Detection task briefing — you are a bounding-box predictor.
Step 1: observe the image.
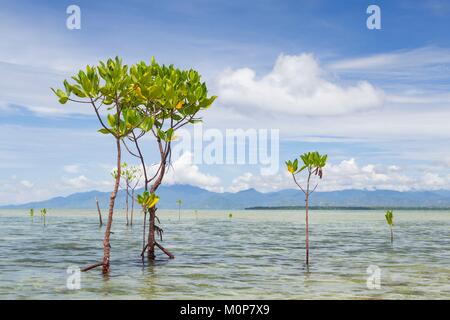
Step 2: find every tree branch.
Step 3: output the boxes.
[122,140,141,158]
[292,174,306,195]
[309,183,319,195]
[89,97,116,136]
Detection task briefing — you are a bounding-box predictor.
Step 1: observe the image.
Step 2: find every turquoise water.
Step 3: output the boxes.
[0,209,449,299]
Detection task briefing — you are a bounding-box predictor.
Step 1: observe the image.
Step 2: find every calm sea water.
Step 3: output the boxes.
[0,209,449,299]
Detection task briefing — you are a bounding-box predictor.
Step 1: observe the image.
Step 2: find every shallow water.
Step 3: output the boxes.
[0,209,449,299]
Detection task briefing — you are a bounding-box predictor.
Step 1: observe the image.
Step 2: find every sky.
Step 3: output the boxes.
[1,0,450,204]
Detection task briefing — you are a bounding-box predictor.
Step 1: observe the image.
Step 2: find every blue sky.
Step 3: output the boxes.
[1,0,450,204]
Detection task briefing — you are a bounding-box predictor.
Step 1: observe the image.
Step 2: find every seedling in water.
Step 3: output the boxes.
[112,163,142,226]
[40,208,47,226]
[286,151,327,267]
[176,199,183,221]
[385,210,394,243]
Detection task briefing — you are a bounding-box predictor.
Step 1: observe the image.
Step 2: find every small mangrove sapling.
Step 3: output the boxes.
[124,164,141,226]
[112,163,142,226]
[29,208,34,222]
[176,199,182,221]
[286,151,327,266]
[112,163,130,226]
[40,208,47,226]
[385,210,394,243]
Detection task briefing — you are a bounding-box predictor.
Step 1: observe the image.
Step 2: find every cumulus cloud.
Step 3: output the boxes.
[323,159,411,191]
[159,152,223,192]
[105,152,223,192]
[229,159,450,193]
[216,53,385,116]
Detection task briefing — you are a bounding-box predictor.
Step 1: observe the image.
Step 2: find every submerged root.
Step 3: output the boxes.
[81,262,104,272]
[155,241,174,259]
[140,242,174,259]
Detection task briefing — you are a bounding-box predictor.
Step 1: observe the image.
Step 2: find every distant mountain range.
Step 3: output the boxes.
[2,184,450,210]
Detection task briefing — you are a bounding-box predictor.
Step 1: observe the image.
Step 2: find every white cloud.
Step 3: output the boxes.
[63,164,80,174]
[200,48,450,149]
[216,53,385,116]
[63,175,112,190]
[443,158,450,168]
[323,159,410,191]
[0,174,114,205]
[20,180,34,188]
[106,152,223,192]
[229,171,292,193]
[0,151,223,205]
[161,152,223,192]
[386,92,450,105]
[65,175,89,189]
[328,46,450,86]
[0,177,53,205]
[329,47,450,72]
[229,159,450,193]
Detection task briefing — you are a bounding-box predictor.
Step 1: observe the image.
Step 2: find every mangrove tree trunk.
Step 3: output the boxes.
[102,137,121,274]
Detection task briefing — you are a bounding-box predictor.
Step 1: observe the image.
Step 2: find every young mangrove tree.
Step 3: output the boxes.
[121,58,217,260]
[53,57,143,274]
[286,151,327,266]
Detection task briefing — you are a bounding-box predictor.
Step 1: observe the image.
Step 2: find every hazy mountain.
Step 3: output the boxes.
[2,184,450,210]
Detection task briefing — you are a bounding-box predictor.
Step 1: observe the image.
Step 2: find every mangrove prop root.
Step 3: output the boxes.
[81,262,104,272]
[140,242,174,259]
[155,225,164,241]
[155,241,175,259]
[140,243,148,257]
